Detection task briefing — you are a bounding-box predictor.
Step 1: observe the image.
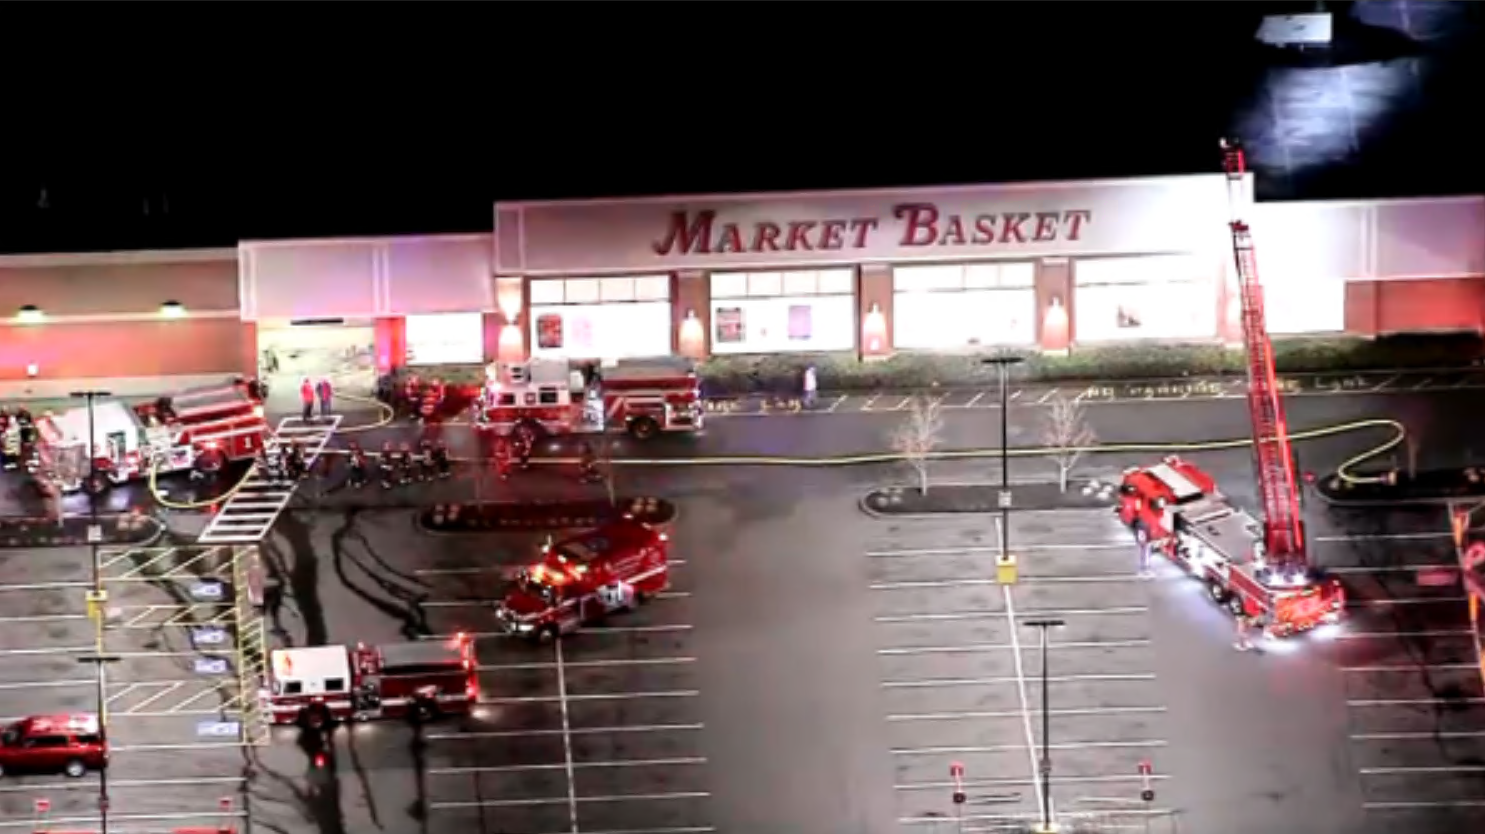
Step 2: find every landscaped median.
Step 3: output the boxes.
[418,497,677,534]
[1314,467,1485,508]
[861,480,1118,517]
[0,511,162,548]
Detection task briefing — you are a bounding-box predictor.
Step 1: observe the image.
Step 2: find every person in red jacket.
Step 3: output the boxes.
[315,377,334,418]
[299,378,315,422]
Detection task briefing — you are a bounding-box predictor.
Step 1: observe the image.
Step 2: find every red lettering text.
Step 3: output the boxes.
[1000,213,1030,243]
[753,222,782,252]
[819,220,847,250]
[895,203,940,246]
[785,221,817,251]
[652,210,715,256]
[848,217,878,248]
[1064,210,1091,240]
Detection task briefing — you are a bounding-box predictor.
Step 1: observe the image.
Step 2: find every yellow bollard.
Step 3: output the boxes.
[85,589,108,622]
[996,552,1018,585]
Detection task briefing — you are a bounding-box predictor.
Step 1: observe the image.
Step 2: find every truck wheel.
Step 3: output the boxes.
[534,624,560,644]
[63,758,87,778]
[628,416,660,441]
[1206,581,1230,605]
[1226,596,1247,618]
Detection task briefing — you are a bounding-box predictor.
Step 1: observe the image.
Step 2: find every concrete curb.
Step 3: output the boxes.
[414,499,679,536]
[0,513,165,550]
[1313,469,1485,508]
[857,484,1116,519]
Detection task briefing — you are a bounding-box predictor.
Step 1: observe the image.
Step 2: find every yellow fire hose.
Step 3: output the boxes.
[146,410,1403,514]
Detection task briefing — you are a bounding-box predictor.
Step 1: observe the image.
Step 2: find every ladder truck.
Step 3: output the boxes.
[1117,139,1344,637]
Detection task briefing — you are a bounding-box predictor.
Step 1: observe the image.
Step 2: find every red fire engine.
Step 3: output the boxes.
[1118,140,1344,637]
[474,357,703,441]
[264,634,477,727]
[495,518,671,641]
[34,380,268,494]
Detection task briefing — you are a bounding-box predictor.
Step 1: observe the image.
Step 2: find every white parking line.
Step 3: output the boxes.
[894,739,1166,756]
[889,706,1166,722]
[898,773,1169,791]
[429,756,707,776]
[965,393,984,408]
[479,657,696,673]
[579,828,715,834]
[1328,565,1457,575]
[996,518,1048,825]
[1351,731,1485,741]
[417,559,689,577]
[0,678,92,691]
[825,395,846,412]
[426,723,704,742]
[1036,389,1059,404]
[429,791,710,810]
[1336,629,1475,640]
[1360,765,1485,775]
[0,613,87,624]
[1365,800,1485,810]
[875,606,1146,623]
[429,623,693,641]
[870,575,1139,591]
[0,775,244,795]
[883,673,1156,689]
[1315,533,1450,543]
[1347,596,1468,607]
[423,591,691,608]
[0,581,91,592]
[479,690,699,706]
[891,397,913,411]
[878,639,1149,656]
[110,742,248,752]
[1348,697,1485,707]
[554,638,578,833]
[1341,663,1480,673]
[866,542,1125,558]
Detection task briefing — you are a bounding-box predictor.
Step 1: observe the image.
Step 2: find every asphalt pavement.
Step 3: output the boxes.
[0,383,1482,834]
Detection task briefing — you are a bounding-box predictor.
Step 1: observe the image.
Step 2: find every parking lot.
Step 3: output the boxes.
[0,543,255,832]
[1304,507,1485,832]
[296,512,715,834]
[862,508,1175,833]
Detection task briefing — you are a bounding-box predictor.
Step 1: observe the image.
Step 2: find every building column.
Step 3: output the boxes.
[1344,281,1379,336]
[374,316,407,373]
[1036,258,1072,352]
[238,321,260,380]
[858,264,893,359]
[492,277,529,362]
[673,271,710,359]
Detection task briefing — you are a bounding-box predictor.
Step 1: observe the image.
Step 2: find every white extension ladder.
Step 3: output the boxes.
[197,415,343,544]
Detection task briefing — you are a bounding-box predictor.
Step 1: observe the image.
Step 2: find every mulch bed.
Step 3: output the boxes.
[863,481,1118,516]
[1315,468,1485,506]
[0,512,162,548]
[419,497,677,533]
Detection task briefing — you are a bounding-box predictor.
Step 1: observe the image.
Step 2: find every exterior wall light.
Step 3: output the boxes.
[26,363,38,378]
[161,300,186,318]
[17,305,44,323]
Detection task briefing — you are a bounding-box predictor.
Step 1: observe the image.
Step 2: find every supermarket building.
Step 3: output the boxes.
[2,174,1482,398]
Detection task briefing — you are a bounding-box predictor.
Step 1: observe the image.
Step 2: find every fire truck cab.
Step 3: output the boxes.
[265,635,477,727]
[35,380,267,493]
[495,518,671,641]
[475,357,703,441]
[1119,456,1343,636]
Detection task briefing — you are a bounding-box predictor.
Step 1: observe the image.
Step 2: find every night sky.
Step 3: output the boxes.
[2,2,1479,255]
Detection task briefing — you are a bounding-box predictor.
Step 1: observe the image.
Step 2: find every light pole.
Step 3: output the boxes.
[980,356,1023,562]
[1024,617,1065,834]
[69,390,114,834]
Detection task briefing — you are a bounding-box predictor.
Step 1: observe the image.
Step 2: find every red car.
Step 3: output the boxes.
[0,714,108,778]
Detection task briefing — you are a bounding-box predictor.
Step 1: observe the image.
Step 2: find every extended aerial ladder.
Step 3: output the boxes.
[1220,139,1310,579]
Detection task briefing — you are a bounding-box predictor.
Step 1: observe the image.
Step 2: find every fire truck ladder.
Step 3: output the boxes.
[1222,140,1307,573]
[197,415,342,545]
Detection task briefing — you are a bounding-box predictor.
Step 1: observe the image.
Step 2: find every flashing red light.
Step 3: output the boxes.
[313,752,328,769]
[1138,759,1152,776]
[658,533,669,542]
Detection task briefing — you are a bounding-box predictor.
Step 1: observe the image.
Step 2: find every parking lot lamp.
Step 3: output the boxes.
[77,653,122,833]
[70,390,115,834]
[979,356,1023,560]
[1023,617,1066,833]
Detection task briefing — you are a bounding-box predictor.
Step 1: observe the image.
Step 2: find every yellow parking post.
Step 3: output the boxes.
[996,552,1019,585]
[85,589,108,623]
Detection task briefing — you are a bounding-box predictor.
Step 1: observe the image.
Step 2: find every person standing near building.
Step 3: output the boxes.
[299,378,315,422]
[802,363,818,409]
[1234,611,1254,652]
[316,377,334,418]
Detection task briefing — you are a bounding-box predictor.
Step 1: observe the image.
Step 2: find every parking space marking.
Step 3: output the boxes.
[878,639,1149,656]
[1000,564,1049,823]
[1328,564,1457,575]
[430,756,709,776]
[0,613,88,624]
[883,673,1156,689]
[430,792,711,811]
[0,775,245,795]
[875,606,1146,623]
[1348,596,1469,606]
[871,574,1139,591]
[1352,731,1485,741]
[424,590,690,608]
[416,559,689,578]
[427,723,704,742]
[965,393,984,408]
[0,678,92,691]
[0,581,91,592]
[1336,629,1474,640]
[1349,697,1485,707]
[480,690,700,705]
[1365,800,1485,810]
[555,639,579,833]
[895,739,1166,756]
[429,623,693,642]
[1342,663,1481,673]
[866,542,1126,558]
[1362,765,1485,775]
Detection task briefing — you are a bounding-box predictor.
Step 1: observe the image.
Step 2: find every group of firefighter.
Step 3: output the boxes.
[0,408,42,474]
[344,440,453,489]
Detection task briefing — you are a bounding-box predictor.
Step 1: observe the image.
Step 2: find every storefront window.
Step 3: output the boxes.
[405,312,485,365]
[709,269,856,354]
[1263,278,1344,334]
[1073,255,1216,343]
[892,262,1036,349]
[527,274,672,360]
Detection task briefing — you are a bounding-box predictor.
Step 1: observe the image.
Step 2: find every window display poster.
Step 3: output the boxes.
[404,312,485,365]
[892,289,1036,349]
[1074,282,1216,343]
[708,295,854,354]
[715,308,746,344]
[529,302,672,359]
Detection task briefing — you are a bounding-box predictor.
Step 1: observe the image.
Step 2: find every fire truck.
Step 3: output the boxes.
[34,380,268,494]
[1118,140,1344,638]
[495,518,671,641]
[474,357,703,441]
[264,634,478,727]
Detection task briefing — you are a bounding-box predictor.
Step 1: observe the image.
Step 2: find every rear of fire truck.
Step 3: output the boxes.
[357,634,478,721]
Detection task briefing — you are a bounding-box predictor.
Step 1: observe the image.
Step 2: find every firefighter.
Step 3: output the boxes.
[347,442,368,489]
[378,441,397,489]
[418,378,444,424]
[192,443,226,482]
[299,378,316,422]
[283,440,304,481]
[493,435,512,482]
[431,439,452,479]
[0,409,13,470]
[1235,610,1255,652]
[257,442,281,484]
[415,440,436,482]
[577,441,601,484]
[396,442,415,486]
[16,410,37,468]
[512,431,532,471]
[402,374,422,418]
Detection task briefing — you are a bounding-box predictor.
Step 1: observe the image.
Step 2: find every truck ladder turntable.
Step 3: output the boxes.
[198,415,342,545]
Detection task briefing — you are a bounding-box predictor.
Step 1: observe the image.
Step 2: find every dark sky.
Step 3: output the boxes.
[2,2,1478,254]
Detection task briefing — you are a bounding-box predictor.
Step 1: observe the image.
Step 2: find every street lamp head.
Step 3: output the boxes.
[69,390,114,399]
[1023,618,1067,628]
[980,354,1026,367]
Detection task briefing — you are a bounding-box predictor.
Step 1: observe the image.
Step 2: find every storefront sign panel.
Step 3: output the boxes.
[497,176,1228,275]
[385,235,494,315]
[709,295,856,355]
[241,241,379,321]
[406,312,486,365]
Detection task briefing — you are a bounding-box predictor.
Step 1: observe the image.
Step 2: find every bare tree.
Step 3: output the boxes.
[890,396,945,495]
[1041,394,1096,492]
